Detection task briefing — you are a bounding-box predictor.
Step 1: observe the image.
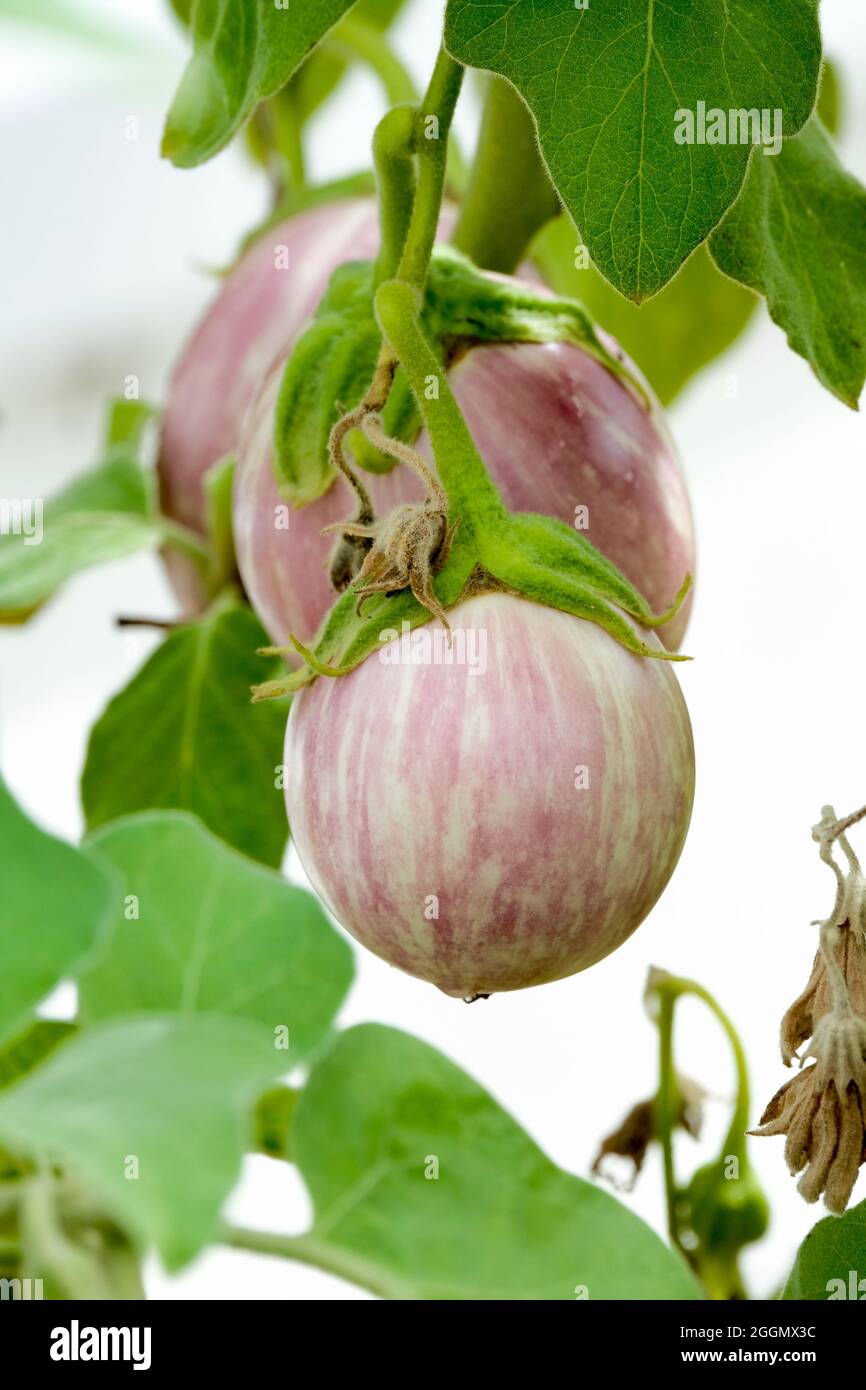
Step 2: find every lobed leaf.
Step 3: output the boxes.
[444,0,821,301]
[782,1199,866,1300]
[82,597,289,867]
[0,777,116,1044]
[293,1025,703,1299]
[79,811,353,1061]
[710,116,866,408]
[163,0,361,168]
[0,1015,282,1270]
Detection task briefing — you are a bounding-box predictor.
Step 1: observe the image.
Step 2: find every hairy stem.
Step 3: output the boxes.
[373,106,417,287]
[397,47,464,290]
[374,278,505,528]
[219,1223,415,1300]
[452,75,559,272]
[270,86,306,190]
[655,990,684,1255]
[652,974,751,1243]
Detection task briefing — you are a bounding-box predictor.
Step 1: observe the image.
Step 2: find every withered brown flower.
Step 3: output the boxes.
[781,927,866,1064]
[754,803,866,1213]
[592,1076,704,1190]
[753,1013,866,1213]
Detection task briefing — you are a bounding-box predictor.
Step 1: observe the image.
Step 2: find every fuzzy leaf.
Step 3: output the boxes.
[782,1200,866,1300]
[0,777,116,1044]
[0,1015,281,1270]
[533,217,756,406]
[294,1025,702,1299]
[710,117,866,408]
[444,0,821,301]
[0,400,159,623]
[82,598,288,868]
[163,0,360,168]
[80,812,353,1060]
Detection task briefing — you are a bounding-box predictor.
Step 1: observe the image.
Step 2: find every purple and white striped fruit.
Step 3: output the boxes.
[284,592,695,997]
[159,198,693,644]
[158,201,386,604]
[234,312,694,650]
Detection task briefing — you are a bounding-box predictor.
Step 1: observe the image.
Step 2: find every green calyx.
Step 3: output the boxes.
[253,279,688,702]
[272,245,649,509]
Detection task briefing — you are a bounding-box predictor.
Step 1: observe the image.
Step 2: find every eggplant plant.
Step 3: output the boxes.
[1,0,865,1306]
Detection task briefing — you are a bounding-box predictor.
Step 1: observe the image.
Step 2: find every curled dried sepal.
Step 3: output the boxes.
[322,414,460,634]
[782,926,866,1065]
[752,1063,866,1215]
[756,802,866,1212]
[591,1076,704,1191]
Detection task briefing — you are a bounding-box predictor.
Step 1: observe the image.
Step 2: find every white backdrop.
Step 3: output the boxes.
[1,0,865,1300]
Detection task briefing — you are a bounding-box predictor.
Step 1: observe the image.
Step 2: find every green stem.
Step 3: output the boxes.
[373,107,417,286]
[374,279,505,529]
[397,47,464,290]
[324,14,418,106]
[270,86,306,190]
[160,520,212,580]
[452,75,560,273]
[655,992,684,1254]
[680,980,750,1157]
[652,973,752,1249]
[220,1224,416,1301]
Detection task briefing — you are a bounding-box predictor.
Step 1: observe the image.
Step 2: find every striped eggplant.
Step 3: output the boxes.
[158,199,694,646]
[284,591,695,996]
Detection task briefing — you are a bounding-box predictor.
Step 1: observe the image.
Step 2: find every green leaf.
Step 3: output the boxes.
[82,597,289,867]
[444,0,821,301]
[532,215,756,405]
[782,1200,866,1300]
[710,116,866,408]
[0,1014,281,1270]
[0,777,116,1044]
[294,1025,702,1300]
[0,399,160,623]
[274,260,387,504]
[80,811,353,1060]
[163,0,361,168]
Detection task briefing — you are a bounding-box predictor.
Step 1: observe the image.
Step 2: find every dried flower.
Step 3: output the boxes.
[592,1075,704,1190]
[781,927,866,1065]
[753,803,866,1213]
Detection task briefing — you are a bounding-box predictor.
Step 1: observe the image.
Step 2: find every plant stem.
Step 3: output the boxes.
[270,86,306,190]
[374,279,505,528]
[373,106,417,286]
[220,1224,415,1300]
[160,520,211,574]
[655,991,684,1254]
[682,980,751,1159]
[324,14,417,106]
[652,972,752,1253]
[451,75,560,273]
[397,47,464,290]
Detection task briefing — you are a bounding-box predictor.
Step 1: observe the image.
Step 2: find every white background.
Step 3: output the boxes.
[1,0,865,1300]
